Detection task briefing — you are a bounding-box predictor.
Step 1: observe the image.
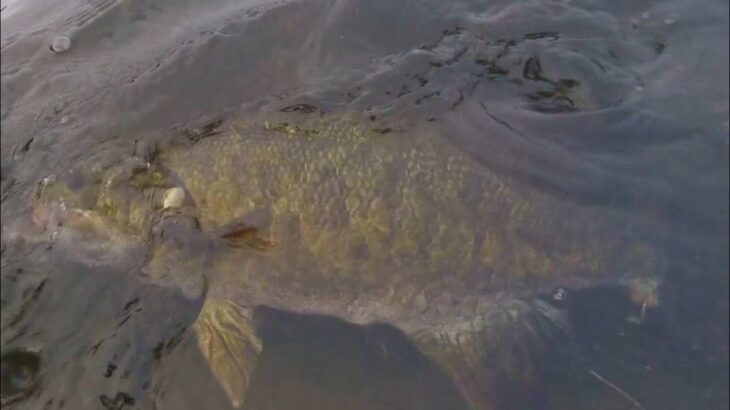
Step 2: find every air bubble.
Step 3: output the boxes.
[50,35,71,53]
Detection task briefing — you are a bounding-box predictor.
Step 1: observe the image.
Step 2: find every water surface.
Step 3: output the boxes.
[1,0,728,409]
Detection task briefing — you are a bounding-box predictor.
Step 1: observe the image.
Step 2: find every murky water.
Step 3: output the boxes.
[1,0,728,409]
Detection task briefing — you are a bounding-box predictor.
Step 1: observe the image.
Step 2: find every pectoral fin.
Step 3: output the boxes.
[220,226,277,250]
[193,299,262,408]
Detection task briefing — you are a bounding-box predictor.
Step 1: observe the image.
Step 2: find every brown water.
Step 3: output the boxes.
[1,0,728,409]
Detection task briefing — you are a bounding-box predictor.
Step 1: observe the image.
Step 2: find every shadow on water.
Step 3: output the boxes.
[245,307,469,410]
[152,284,729,410]
[149,308,468,410]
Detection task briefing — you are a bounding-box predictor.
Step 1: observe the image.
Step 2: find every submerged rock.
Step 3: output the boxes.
[0,349,41,404]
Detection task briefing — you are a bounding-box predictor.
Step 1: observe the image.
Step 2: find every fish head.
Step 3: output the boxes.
[30,156,204,288]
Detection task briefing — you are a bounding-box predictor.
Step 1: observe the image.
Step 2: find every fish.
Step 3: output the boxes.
[29,107,662,408]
